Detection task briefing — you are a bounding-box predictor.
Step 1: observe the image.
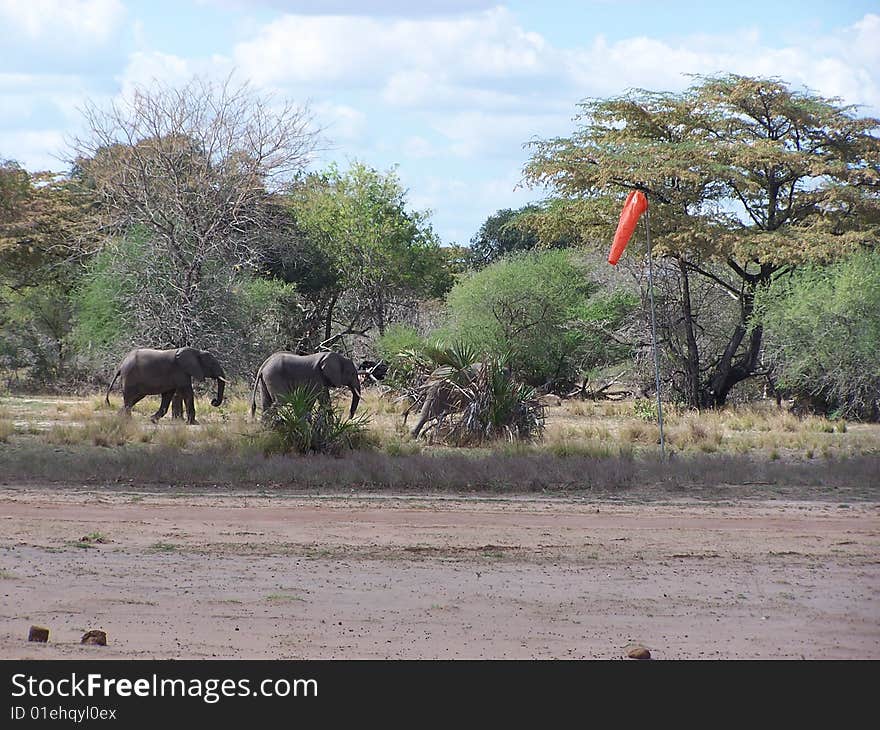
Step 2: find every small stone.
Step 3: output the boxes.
[28,625,49,642]
[626,645,651,660]
[81,630,107,646]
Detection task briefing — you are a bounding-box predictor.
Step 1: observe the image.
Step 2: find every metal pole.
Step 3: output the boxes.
[643,204,666,458]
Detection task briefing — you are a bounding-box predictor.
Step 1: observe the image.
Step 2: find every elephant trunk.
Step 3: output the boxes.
[211,375,226,408]
[348,381,361,419]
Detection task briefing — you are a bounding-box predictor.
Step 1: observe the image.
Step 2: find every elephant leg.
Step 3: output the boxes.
[258,380,273,422]
[411,383,441,438]
[122,389,147,418]
[151,391,174,423]
[318,386,331,409]
[410,406,431,437]
[181,386,198,425]
[170,392,184,420]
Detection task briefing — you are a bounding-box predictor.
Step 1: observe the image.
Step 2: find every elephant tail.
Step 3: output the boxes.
[105,369,121,406]
[250,369,263,420]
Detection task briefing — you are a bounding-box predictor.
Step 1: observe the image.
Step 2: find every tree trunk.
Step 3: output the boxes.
[677,257,704,409]
[324,293,338,342]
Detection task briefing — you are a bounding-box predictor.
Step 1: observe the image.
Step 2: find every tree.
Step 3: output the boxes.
[467,204,575,269]
[436,249,635,388]
[755,248,880,420]
[523,74,880,408]
[71,227,305,376]
[0,161,96,383]
[285,161,453,344]
[70,74,319,351]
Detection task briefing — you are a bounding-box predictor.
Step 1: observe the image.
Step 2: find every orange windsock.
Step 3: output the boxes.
[608,190,648,265]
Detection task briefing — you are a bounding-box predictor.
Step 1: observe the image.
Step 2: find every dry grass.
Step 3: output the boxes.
[0,417,14,443]
[543,397,877,459]
[3,390,877,460]
[1,390,878,495]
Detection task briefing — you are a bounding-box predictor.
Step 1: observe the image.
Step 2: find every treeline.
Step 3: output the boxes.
[1,74,879,419]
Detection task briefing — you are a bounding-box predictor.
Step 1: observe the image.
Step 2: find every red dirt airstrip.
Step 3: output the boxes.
[1,483,878,660]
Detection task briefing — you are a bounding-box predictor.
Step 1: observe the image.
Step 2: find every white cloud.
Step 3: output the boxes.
[313,102,366,143]
[401,135,435,159]
[563,18,880,114]
[0,0,124,44]
[411,170,535,244]
[232,9,880,146]
[197,0,495,15]
[233,7,553,90]
[119,51,201,95]
[0,129,67,171]
[429,110,569,161]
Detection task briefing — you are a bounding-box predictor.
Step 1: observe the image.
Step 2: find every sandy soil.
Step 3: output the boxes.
[1,484,878,660]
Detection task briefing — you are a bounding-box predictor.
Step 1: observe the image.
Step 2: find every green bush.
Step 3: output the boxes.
[261,386,372,455]
[400,346,544,446]
[374,323,428,386]
[436,250,634,388]
[71,229,306,377]
[755,249,880,420]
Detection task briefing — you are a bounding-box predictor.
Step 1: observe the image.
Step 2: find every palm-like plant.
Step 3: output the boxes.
[264,386,371,455]
[398,344,544,445]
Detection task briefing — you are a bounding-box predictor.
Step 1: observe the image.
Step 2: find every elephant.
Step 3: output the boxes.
[405,362,485,439]
[250,350,361,420]
[358,359,389,387]
[105,347,227,424]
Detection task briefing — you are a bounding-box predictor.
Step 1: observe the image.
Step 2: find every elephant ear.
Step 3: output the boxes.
[318,352,344,387]
[175,347,206,381]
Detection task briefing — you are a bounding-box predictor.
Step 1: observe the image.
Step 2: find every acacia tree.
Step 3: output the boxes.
[285,161,453,346]
[523,74,880,408]
[70,75,319,352]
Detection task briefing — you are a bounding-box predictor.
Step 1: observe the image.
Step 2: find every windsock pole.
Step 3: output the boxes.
[643,202,666,459]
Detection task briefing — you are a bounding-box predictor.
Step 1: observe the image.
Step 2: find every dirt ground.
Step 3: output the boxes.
[1,483,878,660]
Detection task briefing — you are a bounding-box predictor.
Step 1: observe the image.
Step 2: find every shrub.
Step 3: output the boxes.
[261,386,372,455]
[374,323,429,387]
[400,347,545,446]
[755,249,880,420]
[436,250,635,388]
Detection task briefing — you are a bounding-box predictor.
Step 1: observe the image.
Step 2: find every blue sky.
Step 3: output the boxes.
[2,0,878,246]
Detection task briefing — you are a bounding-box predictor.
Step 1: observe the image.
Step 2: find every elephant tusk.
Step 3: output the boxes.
[218,376,229,383]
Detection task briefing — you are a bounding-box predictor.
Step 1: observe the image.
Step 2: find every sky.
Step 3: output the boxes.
[1,0,879,246]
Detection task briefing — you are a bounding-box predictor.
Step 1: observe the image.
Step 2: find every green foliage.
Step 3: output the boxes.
[0,162,96,385]
[261,386,372,455]
[474,354,544,443]
[0,165,95,290]
[286,161,454,336]
[422,341,481,372]
[375,324,427,362]
[755,249,880,420]
[632,398,659,423]
[467,204,575,269]
[0,283,73,383]
[522,73,880,407]
[401,349,544,446]
[374,323,429,387]
[71,228,305,377]
[437,249,633,387]
[70,239,136,356]
[232,276,303,359]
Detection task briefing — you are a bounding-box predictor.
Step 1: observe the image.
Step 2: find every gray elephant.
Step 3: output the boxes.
[404,363,481,439]
[405,361,513,439]
[250,351,361,419]
[105,347,227,424]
